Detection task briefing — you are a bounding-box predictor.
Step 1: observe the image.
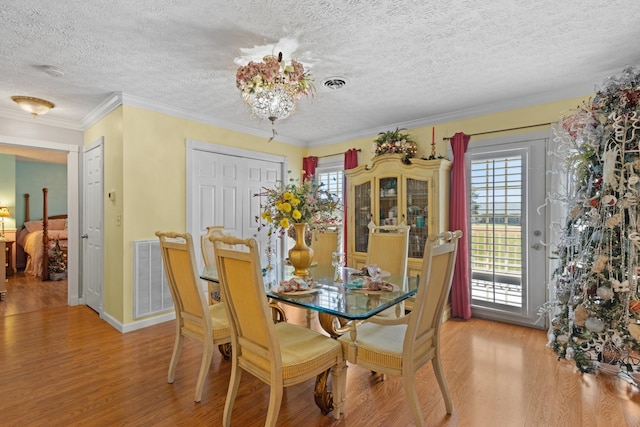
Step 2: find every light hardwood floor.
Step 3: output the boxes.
[1,279,639,426]
[0,271,67,317]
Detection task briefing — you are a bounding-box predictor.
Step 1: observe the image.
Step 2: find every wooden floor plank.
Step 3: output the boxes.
[1,275,639,426]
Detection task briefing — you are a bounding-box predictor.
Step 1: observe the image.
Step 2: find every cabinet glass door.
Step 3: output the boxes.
[406,177,429,258]
[353,181,371,252]
[378,177,399,227]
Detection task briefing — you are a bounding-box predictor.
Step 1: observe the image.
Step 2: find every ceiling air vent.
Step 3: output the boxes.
[322,77,348,90]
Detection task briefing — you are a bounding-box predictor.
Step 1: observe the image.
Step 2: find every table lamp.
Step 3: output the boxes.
[0,207,9,238]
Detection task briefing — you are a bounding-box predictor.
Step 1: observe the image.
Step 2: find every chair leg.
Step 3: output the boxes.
[432,352,454,414]
[194,340,214,403]
[403,371,426,427]
[223,362,242,427]
[265,382,284,427]
[167,332,184,384]
[331,360,347,419]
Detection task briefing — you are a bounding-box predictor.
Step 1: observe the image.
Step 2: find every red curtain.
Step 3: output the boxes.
[302,156,318,181]
[450,132,472,319]
[343,149,359,263]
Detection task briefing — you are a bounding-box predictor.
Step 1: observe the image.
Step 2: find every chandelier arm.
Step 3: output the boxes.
[268,121,278,143]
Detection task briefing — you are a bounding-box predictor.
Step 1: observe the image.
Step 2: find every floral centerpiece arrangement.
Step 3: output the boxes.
[255,175,339,236]
[373,127,417,164]
[255,175,340,276]
[235,52,314,99]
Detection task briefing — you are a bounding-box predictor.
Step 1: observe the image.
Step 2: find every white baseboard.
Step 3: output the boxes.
[101,310,175,333]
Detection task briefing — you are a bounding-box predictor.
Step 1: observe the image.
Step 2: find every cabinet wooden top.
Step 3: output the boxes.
[345,154,452,177]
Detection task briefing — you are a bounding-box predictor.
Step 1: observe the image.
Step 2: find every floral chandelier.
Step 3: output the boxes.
[235,52,314,141]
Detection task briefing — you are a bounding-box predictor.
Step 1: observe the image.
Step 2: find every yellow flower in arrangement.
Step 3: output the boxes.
[255,174,340,237]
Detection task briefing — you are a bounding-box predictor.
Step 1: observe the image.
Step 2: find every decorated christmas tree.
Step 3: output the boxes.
[548,66,640,373]
[48,239,67,280]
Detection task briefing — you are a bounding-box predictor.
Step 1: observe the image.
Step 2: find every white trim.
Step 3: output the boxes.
[122,94,304,146]
[186,139,287,165]
[0,108,83,131]
[102,310,175,333]
[80,94,122,130]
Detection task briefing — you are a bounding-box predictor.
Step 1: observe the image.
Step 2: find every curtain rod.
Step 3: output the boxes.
[442,122,552,140]
[315,148,361,159]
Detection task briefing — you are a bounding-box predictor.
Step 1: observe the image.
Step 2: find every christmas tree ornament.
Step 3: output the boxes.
[585,317,606,333]
[596,286,614,300]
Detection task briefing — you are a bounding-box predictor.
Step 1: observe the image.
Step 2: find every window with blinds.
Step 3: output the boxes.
[469,155,524,309]
[317,170,343,203]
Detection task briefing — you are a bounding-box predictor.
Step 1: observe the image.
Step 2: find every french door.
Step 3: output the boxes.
[466,133,548,328]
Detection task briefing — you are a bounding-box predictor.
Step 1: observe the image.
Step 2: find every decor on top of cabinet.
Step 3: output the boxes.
[372,127,417,164]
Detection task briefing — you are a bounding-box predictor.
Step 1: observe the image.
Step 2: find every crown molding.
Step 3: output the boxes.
[80,93,123,130]
[0,107,84,131]
[306,80,597,148]
[118,93,306,147]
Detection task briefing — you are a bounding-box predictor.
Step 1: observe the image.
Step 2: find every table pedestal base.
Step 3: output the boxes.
[314,369,333,415]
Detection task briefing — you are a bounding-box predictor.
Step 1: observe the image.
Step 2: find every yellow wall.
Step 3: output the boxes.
[83,95,590,327]
[87,104,305,325]
[306,96,590,159]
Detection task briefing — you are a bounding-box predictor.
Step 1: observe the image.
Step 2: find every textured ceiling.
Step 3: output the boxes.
[1,0,640,147]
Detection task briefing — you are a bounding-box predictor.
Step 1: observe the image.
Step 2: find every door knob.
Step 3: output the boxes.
[531,243,542,250]
[81,234,88,239]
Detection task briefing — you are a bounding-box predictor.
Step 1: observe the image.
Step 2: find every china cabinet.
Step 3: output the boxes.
[346,154,452,277]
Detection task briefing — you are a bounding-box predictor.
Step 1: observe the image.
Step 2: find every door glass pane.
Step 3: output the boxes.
[353,181,371,252]
[406,178,429,258]
[378,177,398,226]
[470,155,523,308]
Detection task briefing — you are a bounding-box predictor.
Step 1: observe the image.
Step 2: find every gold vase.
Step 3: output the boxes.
[288,222,314,277]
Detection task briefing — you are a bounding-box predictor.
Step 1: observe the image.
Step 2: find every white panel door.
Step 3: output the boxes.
[83,140,104,313]
[245,159,282,260]
[190,150,282,273]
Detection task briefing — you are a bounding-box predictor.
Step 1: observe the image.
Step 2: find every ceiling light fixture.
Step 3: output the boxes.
[235,52,314,142]
[11,96,55,117]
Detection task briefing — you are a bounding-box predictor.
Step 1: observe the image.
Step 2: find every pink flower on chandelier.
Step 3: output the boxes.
[235,53,314,98]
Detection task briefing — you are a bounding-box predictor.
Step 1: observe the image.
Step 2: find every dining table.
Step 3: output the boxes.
[200,260,419,415]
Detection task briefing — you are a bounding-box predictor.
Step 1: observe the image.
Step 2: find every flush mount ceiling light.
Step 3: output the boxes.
[235,52,314,142]
[11,96,55,117]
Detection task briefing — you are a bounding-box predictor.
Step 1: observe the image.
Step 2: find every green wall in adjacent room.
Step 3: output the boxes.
[15,161,67,226]
[0,154,16,231]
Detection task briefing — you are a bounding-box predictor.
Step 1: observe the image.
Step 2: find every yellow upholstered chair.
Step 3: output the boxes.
[156,231,231,403]
[366,221,410,318]
[310,227,340,266]
[201,225,225,304]
[211,234,347,427]
[338,230,462,426]
[365,220,410,276]
[201,225,225,269]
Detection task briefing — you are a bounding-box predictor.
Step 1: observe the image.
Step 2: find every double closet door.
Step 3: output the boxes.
[187,141,286,274]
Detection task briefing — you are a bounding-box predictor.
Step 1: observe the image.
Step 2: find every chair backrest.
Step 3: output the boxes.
[365,221,410,276]
[201,225,225,269]
[404,231,461,358]
[310,227,339,266]
[212,234,281,373]
[157,231,212,336]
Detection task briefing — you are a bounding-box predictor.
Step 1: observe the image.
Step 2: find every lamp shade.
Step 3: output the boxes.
[11,96,55,117]
[0,207,9,218]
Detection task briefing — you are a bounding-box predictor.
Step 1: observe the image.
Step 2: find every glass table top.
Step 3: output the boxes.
[201,261,418,321]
